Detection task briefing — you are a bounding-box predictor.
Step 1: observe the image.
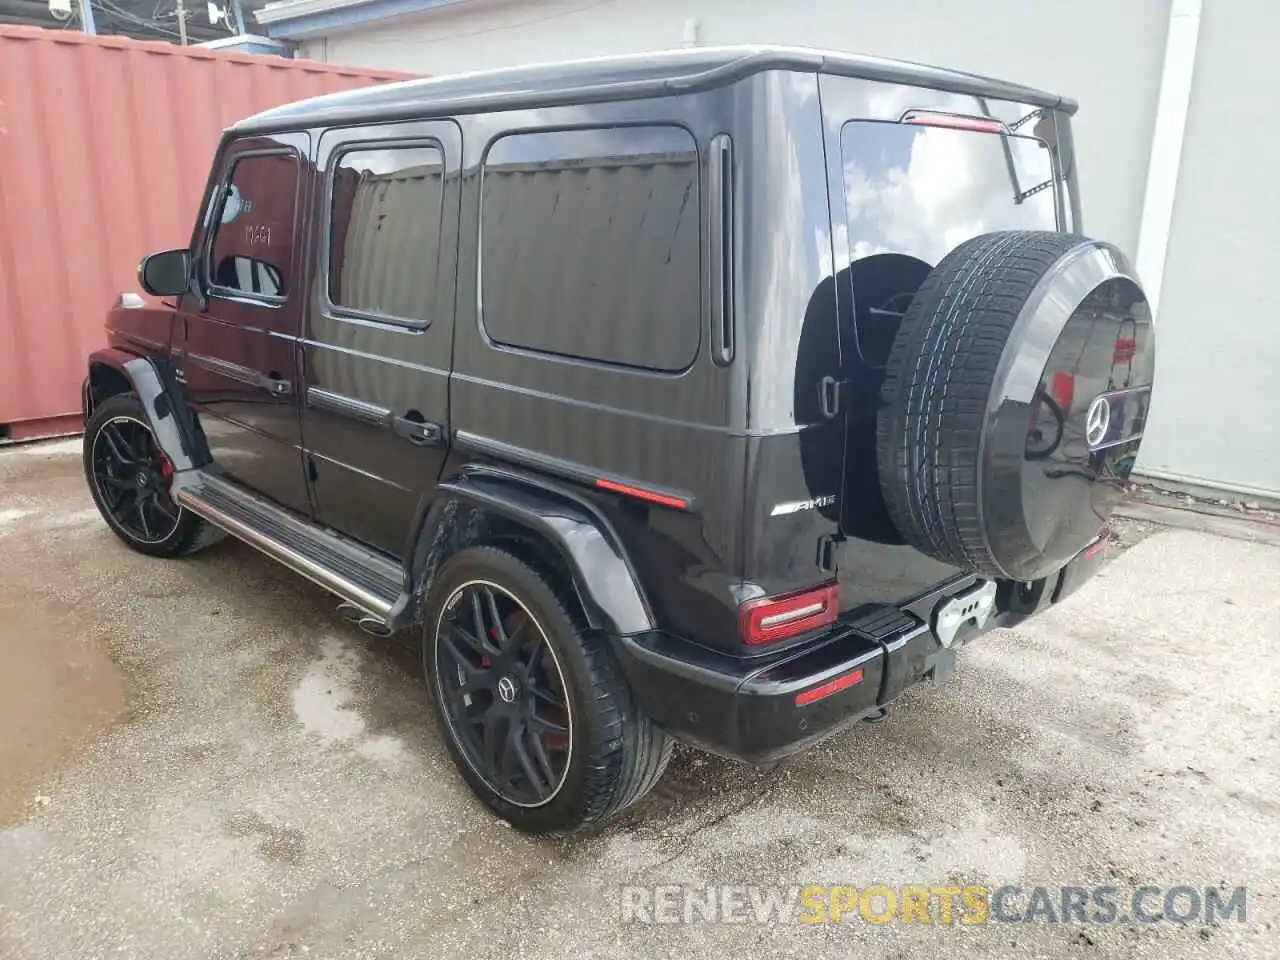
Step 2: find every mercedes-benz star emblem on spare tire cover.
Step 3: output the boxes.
[1085,395,1112,448]
[875,231,1155,583]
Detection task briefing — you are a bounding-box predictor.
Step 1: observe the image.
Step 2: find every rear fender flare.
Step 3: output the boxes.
[404,466,655,637]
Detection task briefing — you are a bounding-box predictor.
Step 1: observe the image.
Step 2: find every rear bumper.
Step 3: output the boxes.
[614,534,1108,763]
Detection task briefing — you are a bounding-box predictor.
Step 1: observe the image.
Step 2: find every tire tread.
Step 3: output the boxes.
[877,230,1083,577]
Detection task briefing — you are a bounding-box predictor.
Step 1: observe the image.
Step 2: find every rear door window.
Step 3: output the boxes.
[479,125,701,372]
[328,142,446,325]
[838,120,1057,365]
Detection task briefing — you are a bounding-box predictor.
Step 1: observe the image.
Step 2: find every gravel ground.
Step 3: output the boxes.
[0,440,1276,960]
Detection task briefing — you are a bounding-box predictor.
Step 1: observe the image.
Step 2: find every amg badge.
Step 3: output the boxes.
[770,494,837,517]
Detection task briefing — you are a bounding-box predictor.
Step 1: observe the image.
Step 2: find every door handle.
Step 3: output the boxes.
[261,373,293,397]
[819,376,843,419]
[392,415,443,447]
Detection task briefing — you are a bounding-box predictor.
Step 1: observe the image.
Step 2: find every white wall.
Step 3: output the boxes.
[1135,0,1280,498]
[303,0,1169,257]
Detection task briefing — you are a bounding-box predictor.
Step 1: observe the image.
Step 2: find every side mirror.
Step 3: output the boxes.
[138,248,191,297]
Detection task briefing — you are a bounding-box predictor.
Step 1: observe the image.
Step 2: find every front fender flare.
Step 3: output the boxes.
[87,348,201,472]
[404,466,654,637]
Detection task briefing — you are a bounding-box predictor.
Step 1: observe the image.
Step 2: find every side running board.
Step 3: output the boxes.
[173,470,408,627]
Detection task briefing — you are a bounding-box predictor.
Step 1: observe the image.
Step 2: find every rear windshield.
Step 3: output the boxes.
[838,120,1058,365]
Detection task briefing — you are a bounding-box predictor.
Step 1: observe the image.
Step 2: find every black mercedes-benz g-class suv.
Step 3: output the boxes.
[82,46,1154,834]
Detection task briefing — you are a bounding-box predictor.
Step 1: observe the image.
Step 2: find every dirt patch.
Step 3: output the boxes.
[0,594,127,824]
[1106,514,1160,552]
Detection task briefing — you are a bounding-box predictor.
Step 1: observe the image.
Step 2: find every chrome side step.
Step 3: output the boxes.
[173,470,406,624]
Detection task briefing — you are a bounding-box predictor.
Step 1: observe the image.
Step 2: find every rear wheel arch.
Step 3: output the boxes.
[407,473,654,637]
[482,518,593,618]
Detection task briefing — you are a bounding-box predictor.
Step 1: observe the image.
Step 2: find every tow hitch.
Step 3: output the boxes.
[934,580,998,648]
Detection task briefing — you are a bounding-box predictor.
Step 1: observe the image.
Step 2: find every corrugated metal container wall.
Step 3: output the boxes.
[0,26,410,441]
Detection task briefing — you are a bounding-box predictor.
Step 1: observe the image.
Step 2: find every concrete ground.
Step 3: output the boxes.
[0,440,1276,960]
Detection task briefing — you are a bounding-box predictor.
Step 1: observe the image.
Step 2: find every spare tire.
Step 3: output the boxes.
[877,230,1154,582]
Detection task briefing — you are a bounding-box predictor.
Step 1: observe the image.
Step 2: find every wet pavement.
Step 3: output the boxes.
[0,439,1276,959]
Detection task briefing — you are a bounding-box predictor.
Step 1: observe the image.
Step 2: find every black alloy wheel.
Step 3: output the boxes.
[433,579,572,807]
[423,547,673,834]
[83,394,219,557]
[90,414,182,544]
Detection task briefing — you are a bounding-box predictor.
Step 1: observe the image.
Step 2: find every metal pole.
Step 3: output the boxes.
[230,0,247,34]
[79,0,97,33]
[175,0,188,44]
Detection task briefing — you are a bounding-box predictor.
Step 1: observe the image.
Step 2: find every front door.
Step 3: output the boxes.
[173,133,311,516]
[299,121,461,559]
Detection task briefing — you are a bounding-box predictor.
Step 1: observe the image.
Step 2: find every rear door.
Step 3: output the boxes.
[818,75,1068,603]
[298,122,461,559]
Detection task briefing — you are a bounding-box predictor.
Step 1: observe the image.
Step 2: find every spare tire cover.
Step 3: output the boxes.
[876,231,1154,582]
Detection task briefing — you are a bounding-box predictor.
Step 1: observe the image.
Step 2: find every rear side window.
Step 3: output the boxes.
[479,126,701,371]
[839,120,1057,365]
[208,152,298,300]
[328,143,445,325]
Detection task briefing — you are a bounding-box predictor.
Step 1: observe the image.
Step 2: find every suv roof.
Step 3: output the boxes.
[234,44,1076,134]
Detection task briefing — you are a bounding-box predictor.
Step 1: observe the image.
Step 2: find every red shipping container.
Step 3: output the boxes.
[0,26,412,442]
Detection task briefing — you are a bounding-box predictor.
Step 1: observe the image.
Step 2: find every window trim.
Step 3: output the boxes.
[707,133,735,367]
[203,147,302,307]
[476,122,704,375]
[321,136,448,331]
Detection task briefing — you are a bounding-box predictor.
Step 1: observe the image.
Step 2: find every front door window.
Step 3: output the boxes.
[207,152,299,303]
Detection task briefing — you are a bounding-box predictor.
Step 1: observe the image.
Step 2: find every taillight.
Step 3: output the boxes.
[901,109,1009,135]
[739,583,839,646]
